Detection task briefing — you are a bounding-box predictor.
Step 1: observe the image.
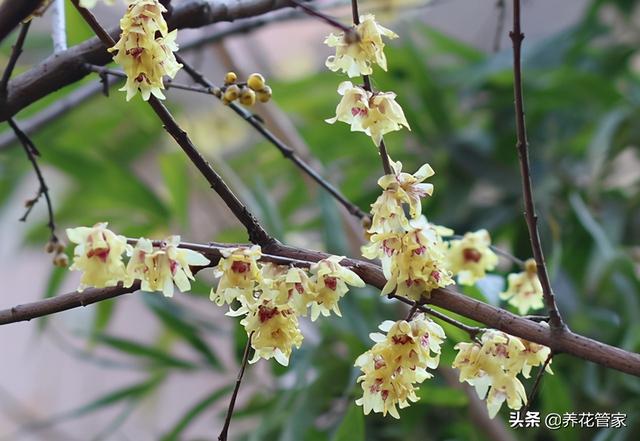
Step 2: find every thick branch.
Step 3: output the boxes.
[3,242,638,377]
[0,0,42,44]
[509,0,564,330]
[0,0,293,121]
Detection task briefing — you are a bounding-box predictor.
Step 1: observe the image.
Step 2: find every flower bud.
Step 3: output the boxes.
[224,84,240,102]
[239,87,256,106]
[224,71,238,85]
[256,86,272,103]
[45,240,57,254]
[247,73,266,91]
[53,253,69,268]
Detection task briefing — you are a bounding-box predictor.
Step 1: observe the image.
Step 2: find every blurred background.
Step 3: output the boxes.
[1,0,639,440]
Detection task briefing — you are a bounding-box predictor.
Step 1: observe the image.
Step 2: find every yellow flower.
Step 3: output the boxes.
[233,289,303,366]
[110,0,182,101]
[447,229,499,285]
[381,217,454,300]
[355,314,445,418]
[126,236,209,297]
[326,82,409,145]
[67,223,130,290]
[485,372,527,418]
[325,14,398,77]
[367,190,408,236]
[499,258,544,315]
[377,160,435,219]
[261,264,314,316]
[308,256,365,320]
[210,245,262,307]
[514,338,553,379]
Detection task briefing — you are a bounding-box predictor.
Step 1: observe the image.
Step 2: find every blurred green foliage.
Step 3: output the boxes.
[1,0,639,440]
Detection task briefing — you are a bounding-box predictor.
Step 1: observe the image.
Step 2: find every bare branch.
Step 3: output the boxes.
[288,0,354,35]
[0,0,42,44]
[218,334,253,441]
[1,240,639,377]
[1,21,31,97]
[522,351,553,415]
[509,0,564,330]
[8,118,57,242]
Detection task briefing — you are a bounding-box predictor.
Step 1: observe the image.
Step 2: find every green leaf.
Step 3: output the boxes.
[93,334,199,370]
[332,403,364,441]
[161,385,233,441]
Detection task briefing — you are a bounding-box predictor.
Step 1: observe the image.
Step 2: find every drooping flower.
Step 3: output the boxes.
[447,229,499,285]
[67,223,130,290]
[308,255,365,320]
[381,217,454,300]
[261,265,314,317]
[452,330,552,418]
[378,160,435,219]
[355,314,445,418]
[210,245,262,307]
[232,288,303,366]
[325,14,398,77]
[326,82,409,145]
[110,0,182,101]
[126,236,209,297]
[499,258,544,315]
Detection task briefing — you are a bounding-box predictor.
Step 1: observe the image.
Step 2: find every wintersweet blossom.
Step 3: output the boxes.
[126,236,209,297]
[308,256,365,321]
[325,14,398,77]
[453,330,552,418]
[231,289,303,366]
[499,258,544,315]
[355,314,445,418]
[326,82,409,145]
[110,0,182,101]
[67,223,130,290]
[261,265,314,317]
[447,229,499,285]
[210,245,262,307]
[378,160,435,219]
[381,217,454,300]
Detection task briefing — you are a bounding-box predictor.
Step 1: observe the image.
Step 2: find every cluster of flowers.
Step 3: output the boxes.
[210,247,364,365]
[109,0,182,101]
[355,314,446,418]
[67,223,208,295]
[453,330,552,418]
[66,223,365,367]
[324,15,409,146]
[213,72,273,106]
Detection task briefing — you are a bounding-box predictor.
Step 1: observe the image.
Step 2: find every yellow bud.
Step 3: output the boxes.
[247,73,266,91]
[224,71,238,85]
[256,86,272,103]
[53,253,69,268]
[239,87,256,106]
[524,258,537,274]
[222,98,231,106]
[224,84,240,101]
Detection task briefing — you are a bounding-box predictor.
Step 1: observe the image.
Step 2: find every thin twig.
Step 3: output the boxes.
[218,334,253,441]
[350,0,392,175]
[521,351,553,415]
[0,21,31,97]
[173,54,368,220]
[8,118,57,242]
[390,294,483,338]
[509,0,564,330]
[51,0,67,52]
[287,0,355,35]
[71,0,275,246]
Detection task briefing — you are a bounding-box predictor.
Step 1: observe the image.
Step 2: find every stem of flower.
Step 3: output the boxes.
[218,334,253,441]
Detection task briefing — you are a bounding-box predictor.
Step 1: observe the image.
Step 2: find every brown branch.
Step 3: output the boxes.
[509,0,564,330]
[0,0,294,121]
[521,351,553,415]
[218,334,253,441]
[1,21,31,97]
[3,240,639,377]
[70,0,274,247]
[8,118,57,242]
[287,0,354,35]
[173,54,368,220]
[0,0,42,44]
